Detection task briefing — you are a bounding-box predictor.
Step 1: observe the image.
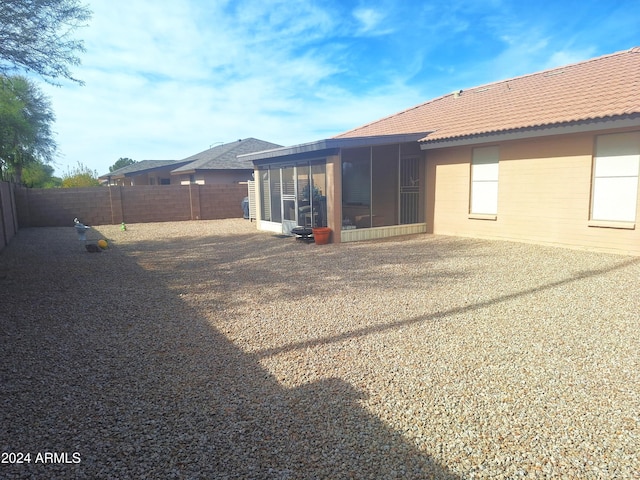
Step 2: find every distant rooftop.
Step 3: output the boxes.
[171,138,283,173]
[100,138,283,179]
[102,160,185,179]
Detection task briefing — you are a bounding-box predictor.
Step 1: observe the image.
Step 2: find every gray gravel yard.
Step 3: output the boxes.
[1,219,639,479]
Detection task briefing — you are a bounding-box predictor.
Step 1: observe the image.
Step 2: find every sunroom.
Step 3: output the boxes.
[240,134,429,243]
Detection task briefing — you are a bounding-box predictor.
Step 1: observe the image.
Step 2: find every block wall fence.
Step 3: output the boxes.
[14,183,248,228]
[0,181,19,251]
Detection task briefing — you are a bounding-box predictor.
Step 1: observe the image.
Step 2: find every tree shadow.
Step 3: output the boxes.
[92,225,640,361]
[113,229,482,307]
[0,227,459,479]
[252,253,640,360]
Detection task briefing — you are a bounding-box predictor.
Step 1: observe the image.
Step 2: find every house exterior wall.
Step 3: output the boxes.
[129,171,175,185]
[107,178,134,186]
[177,170,253,185]
[426,128,640,255]
[106,172,175,186]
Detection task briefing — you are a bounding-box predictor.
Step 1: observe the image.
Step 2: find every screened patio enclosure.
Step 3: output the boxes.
[341,143,424,229]
[242,134,429,242]
[258,160,327,235]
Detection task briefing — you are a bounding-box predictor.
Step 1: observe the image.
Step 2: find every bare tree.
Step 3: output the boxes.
[0,0,92,85]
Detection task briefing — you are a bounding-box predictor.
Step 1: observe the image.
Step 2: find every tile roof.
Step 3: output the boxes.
[335,47,640,143]
[171,138,283,172]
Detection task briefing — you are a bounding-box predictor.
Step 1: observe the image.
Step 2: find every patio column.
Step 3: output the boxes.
[326,154,341,244]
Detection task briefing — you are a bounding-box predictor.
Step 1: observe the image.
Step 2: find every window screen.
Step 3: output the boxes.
[592,132,640,222]
[471,146,499,215]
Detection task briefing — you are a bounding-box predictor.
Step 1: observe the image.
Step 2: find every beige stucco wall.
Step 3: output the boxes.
[426,129,640,255]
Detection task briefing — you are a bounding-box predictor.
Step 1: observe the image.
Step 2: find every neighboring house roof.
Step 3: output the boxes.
[101,160,187,179]
[171,138,283,174]
[335,47,640,145]
[100,138,283,180]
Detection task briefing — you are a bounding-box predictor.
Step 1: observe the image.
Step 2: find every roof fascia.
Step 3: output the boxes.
[251,148,340,167]
[241,133,430,164]
[420,117,640,150]
[170,166,254,176]
[171,169,196,176]
[121,160,190,177]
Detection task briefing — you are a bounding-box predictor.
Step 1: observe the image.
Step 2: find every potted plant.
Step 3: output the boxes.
[312,226,331,245]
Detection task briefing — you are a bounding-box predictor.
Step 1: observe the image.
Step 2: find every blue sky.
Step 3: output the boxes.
[42,0,640,177]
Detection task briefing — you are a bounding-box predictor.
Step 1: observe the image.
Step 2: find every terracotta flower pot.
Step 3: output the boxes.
[312,227,331,245]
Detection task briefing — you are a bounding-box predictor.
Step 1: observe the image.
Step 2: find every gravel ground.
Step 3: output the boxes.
[1,218,639,479]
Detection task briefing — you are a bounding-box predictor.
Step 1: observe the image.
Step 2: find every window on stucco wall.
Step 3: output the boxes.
[470,146,500,216]
[591,131,640,223]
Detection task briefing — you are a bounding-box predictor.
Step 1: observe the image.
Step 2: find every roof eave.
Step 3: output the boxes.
[420,116,640,150]
[170,166,254,175]
[171,169,196,176]
[240,133,431,164]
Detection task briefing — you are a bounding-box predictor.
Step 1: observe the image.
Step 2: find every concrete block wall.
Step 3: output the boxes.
[15,187,113,227]
[14,183,249,227]
[120,186,192,223]
[0,182,18,250]
[199,184,247,220]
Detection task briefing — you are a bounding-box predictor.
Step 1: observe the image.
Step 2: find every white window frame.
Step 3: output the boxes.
[591,132,640,224]
[470,146,499,217]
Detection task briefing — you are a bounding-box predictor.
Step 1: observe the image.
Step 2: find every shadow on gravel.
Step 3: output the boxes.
[0,227,460,479]
[253,254,640,360]
[116,230,481,304]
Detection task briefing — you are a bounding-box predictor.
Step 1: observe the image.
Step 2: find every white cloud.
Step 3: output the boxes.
[42,0,347,174]
[544,47,599,70]
[39,0,636,177]
[352,8,387,34]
